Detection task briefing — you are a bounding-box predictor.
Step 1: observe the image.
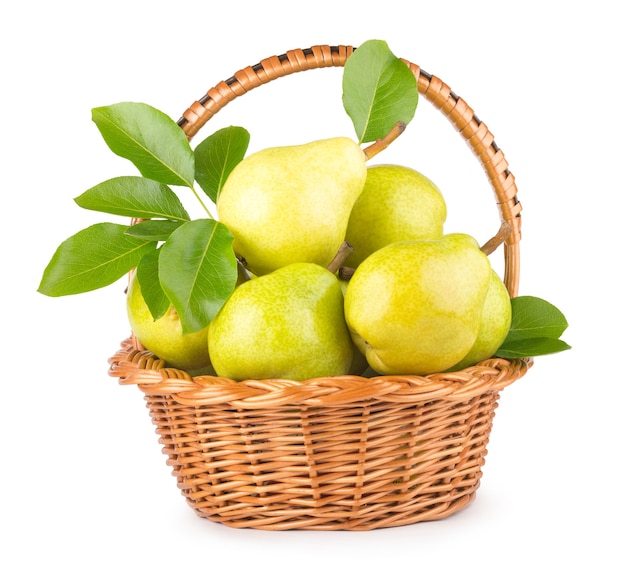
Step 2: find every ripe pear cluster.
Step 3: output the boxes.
[127,136,512,381]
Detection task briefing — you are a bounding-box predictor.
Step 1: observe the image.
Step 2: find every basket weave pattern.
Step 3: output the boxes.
[109,45,530,531]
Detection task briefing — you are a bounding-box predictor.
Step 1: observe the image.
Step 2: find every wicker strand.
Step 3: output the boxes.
[109,339,530,407]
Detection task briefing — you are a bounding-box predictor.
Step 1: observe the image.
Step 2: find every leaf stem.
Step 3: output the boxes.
[189,184,214,219]
[362,121,407,161]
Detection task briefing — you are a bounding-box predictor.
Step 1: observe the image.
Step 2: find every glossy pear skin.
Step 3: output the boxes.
[126,274,213,371]
[345,165,446,267]
[217,137,367,275]
[448,269,512,370]
[344,234,492,375]
[208,263,353,381]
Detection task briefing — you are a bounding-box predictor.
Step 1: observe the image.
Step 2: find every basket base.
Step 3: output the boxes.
[145,390,497,531]
[187,487,478,531]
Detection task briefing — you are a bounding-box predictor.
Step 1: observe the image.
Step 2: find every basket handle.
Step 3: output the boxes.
[176,44,522,297]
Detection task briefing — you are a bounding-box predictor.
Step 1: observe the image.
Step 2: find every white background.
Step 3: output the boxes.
[2,1,624,569]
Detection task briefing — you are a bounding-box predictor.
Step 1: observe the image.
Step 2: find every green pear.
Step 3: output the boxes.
[217,137,367,276]
[344,234,492,375]
[208,262,353,381]
[447,270,512,370]
[126,273,213,371]
[344,165,447,268]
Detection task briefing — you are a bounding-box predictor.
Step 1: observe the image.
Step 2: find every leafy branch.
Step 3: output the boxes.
[38,39,418,336]
[38,103,248,334]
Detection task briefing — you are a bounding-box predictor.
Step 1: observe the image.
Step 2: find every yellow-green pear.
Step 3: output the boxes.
[126,273,213,371]
[217,137,367,275]
[344,234,492,375]
[345,165,447,267]
[208,262,353,381]
[447,270,512,370]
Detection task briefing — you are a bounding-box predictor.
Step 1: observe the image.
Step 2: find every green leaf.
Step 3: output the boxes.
[495,338,572,359]
[38,223,155,296]
[125,219,185,241]
[505,296,569,343]
[342,39,418,143]
[494,295,571,358]
[91,102,194,187]
[195,126,250,202]
[135,248,170,320]
[158,219,237,334]
[74,176,190,221]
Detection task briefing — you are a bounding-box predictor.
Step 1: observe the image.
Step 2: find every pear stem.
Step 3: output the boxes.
[362,121,407,161]
[480,220,512,255]
[326,241,354,274]
[338,266,356,281]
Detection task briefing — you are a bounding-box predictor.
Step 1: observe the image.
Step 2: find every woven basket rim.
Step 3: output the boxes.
[109,338,532,407]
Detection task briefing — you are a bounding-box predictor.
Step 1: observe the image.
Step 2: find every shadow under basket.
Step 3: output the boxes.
[108,44,532,531]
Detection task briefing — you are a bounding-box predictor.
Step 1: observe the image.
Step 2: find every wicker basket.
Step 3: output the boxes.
[108,44,531,531]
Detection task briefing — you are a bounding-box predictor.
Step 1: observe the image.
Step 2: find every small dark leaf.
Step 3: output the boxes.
[92,102,194,187]
[38,223,155,296]
[158,219,238,334]
[342,39,418,143]
[195,126,250,202]
[135,248,169,320]
[75,176,190,221]
[125,220,185,241]
[495,337,572,359]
